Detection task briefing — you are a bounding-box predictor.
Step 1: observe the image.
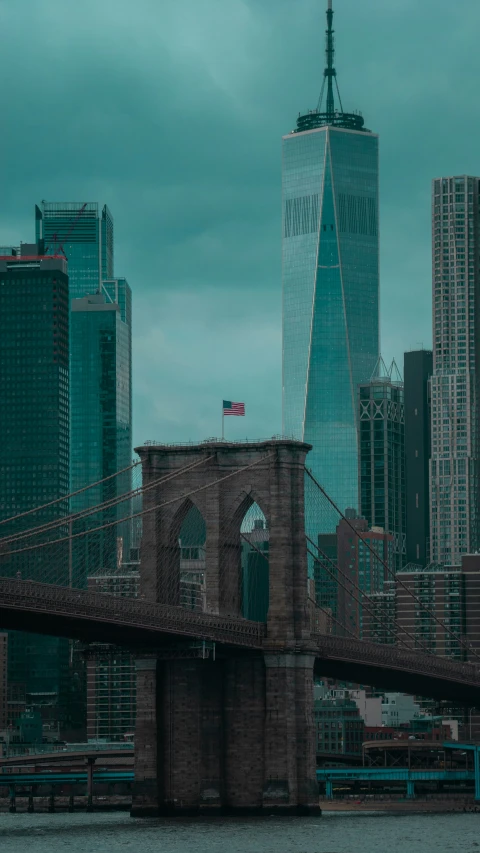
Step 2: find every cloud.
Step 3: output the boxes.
[1,0,480,444]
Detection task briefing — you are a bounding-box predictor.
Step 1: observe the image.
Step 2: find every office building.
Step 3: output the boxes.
[396,555,480,659]
[314,695,364,757]
[358,357,405,571]
[241,519,269,622]
[430,176,480,564]
[315,513,394,637]
[282,1,379,528]
[35,202,113,301]
[404,350,433,566]
[70,290,132,580]
[87,563,139,741]
[381,693,420,727]
[0,248,70,732]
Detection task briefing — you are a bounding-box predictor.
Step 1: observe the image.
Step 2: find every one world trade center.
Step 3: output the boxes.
[282,0,379,526]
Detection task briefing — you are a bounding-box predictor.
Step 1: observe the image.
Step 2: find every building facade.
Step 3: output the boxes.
[314,695,364,758]
[359,358,405,571]
[35,202,113,301]
[0,633,7,731]
[0,249,71,732]
[430,176,480,565]
[86,564,139,741]
[396,555,480,659]
[282,2,379,528]
[70,291,132,580]
[315,513,394,637]
[404,350,433,566]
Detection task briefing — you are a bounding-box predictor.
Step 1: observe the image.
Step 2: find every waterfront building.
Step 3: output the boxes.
[0,247,70,732]
[314,695,364,757]
[430,176,480,565]
[282,0,379,528]
[404,350,433,566]
[381,693,420,727]
[358,357,405,571]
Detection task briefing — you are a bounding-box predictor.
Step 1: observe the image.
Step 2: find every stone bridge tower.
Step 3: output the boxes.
[132,439,320,816]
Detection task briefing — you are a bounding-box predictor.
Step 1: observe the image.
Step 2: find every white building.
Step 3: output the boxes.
[381,693,420,727]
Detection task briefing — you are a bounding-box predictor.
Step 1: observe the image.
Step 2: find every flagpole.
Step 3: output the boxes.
[222,402,224,441]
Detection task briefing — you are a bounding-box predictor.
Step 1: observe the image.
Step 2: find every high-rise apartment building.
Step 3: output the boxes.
[404,350,433,566]
[358,358,405,571]
[282,1,379,527]
[35,202,113,300]
[430,176,480,565]
[0,248,70,731]
[70,291,132,580]
[396,555,480,660]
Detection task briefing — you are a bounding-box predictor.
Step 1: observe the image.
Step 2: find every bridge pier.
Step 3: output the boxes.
[132,651,320,816]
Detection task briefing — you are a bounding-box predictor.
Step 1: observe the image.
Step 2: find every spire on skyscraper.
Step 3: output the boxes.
[294,0,369,134]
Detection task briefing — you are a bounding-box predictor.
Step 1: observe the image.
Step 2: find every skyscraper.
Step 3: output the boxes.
[430,176,480,565]
[70,288,132,579]
[404,350,433,566]
[34,203,133,577]
[0,248,70,730]
[35,202,113,301]
[282,1,379,525]
[358,357,405,571]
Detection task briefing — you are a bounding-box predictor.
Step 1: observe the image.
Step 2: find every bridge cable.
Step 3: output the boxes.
[305,467,480,661]
[0,455,216,547]
[1,454,276,558]
[0,460,141,528]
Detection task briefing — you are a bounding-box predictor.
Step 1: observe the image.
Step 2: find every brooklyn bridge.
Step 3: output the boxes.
[1,439,479,815]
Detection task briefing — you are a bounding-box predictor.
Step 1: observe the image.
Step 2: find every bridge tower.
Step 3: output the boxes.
[131,439,320,816]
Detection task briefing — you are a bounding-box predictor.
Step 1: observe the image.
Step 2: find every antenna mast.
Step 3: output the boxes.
[325,0,335,118]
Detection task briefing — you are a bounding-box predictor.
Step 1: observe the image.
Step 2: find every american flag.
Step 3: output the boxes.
[223,400,245,416]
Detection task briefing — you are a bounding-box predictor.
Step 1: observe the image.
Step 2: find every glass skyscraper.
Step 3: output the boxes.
[430,176,480,565]
[35,202,113,301]
[70,287,132,580]
[0,249,71,731]
[34,203,133,579]
[282,1,379,526]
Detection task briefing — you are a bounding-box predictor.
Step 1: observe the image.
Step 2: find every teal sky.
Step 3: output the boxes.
[1,0,479,448]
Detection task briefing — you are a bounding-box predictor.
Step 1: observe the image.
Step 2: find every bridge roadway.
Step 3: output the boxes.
[1,579,480,703]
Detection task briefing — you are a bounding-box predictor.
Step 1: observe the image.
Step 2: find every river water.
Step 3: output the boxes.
[1,811,479,852]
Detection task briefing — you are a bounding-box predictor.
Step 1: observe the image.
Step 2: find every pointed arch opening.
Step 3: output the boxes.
[178,502,206,612]
[240,501,269,623]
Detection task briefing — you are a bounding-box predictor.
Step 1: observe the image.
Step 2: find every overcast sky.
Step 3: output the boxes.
[1,0,479,448]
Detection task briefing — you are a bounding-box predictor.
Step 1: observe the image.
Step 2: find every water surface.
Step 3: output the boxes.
[1,810,479,852]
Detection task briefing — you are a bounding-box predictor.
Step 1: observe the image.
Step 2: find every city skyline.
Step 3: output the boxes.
[2,0,480,448]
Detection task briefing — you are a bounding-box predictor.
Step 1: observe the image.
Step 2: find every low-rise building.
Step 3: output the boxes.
[314,696,365,758]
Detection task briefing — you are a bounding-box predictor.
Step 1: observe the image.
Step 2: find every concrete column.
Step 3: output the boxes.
[86,758,95,812]
[325,780,334,800]
[475,747,480,802]
[406,779,416,799]
[131,657,159,817]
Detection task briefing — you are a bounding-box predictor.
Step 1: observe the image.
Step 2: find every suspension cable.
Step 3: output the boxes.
[1,455,215,546]
[2,454,275,558]
[0,460,141,528]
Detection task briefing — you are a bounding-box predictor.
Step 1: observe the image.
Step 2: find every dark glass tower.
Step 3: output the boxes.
[358,358,405,572]
[35,202,113,301]
[404,350,433,567]
[70,288,132,581]
[282,0,379,528]
[0,250,70,730]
